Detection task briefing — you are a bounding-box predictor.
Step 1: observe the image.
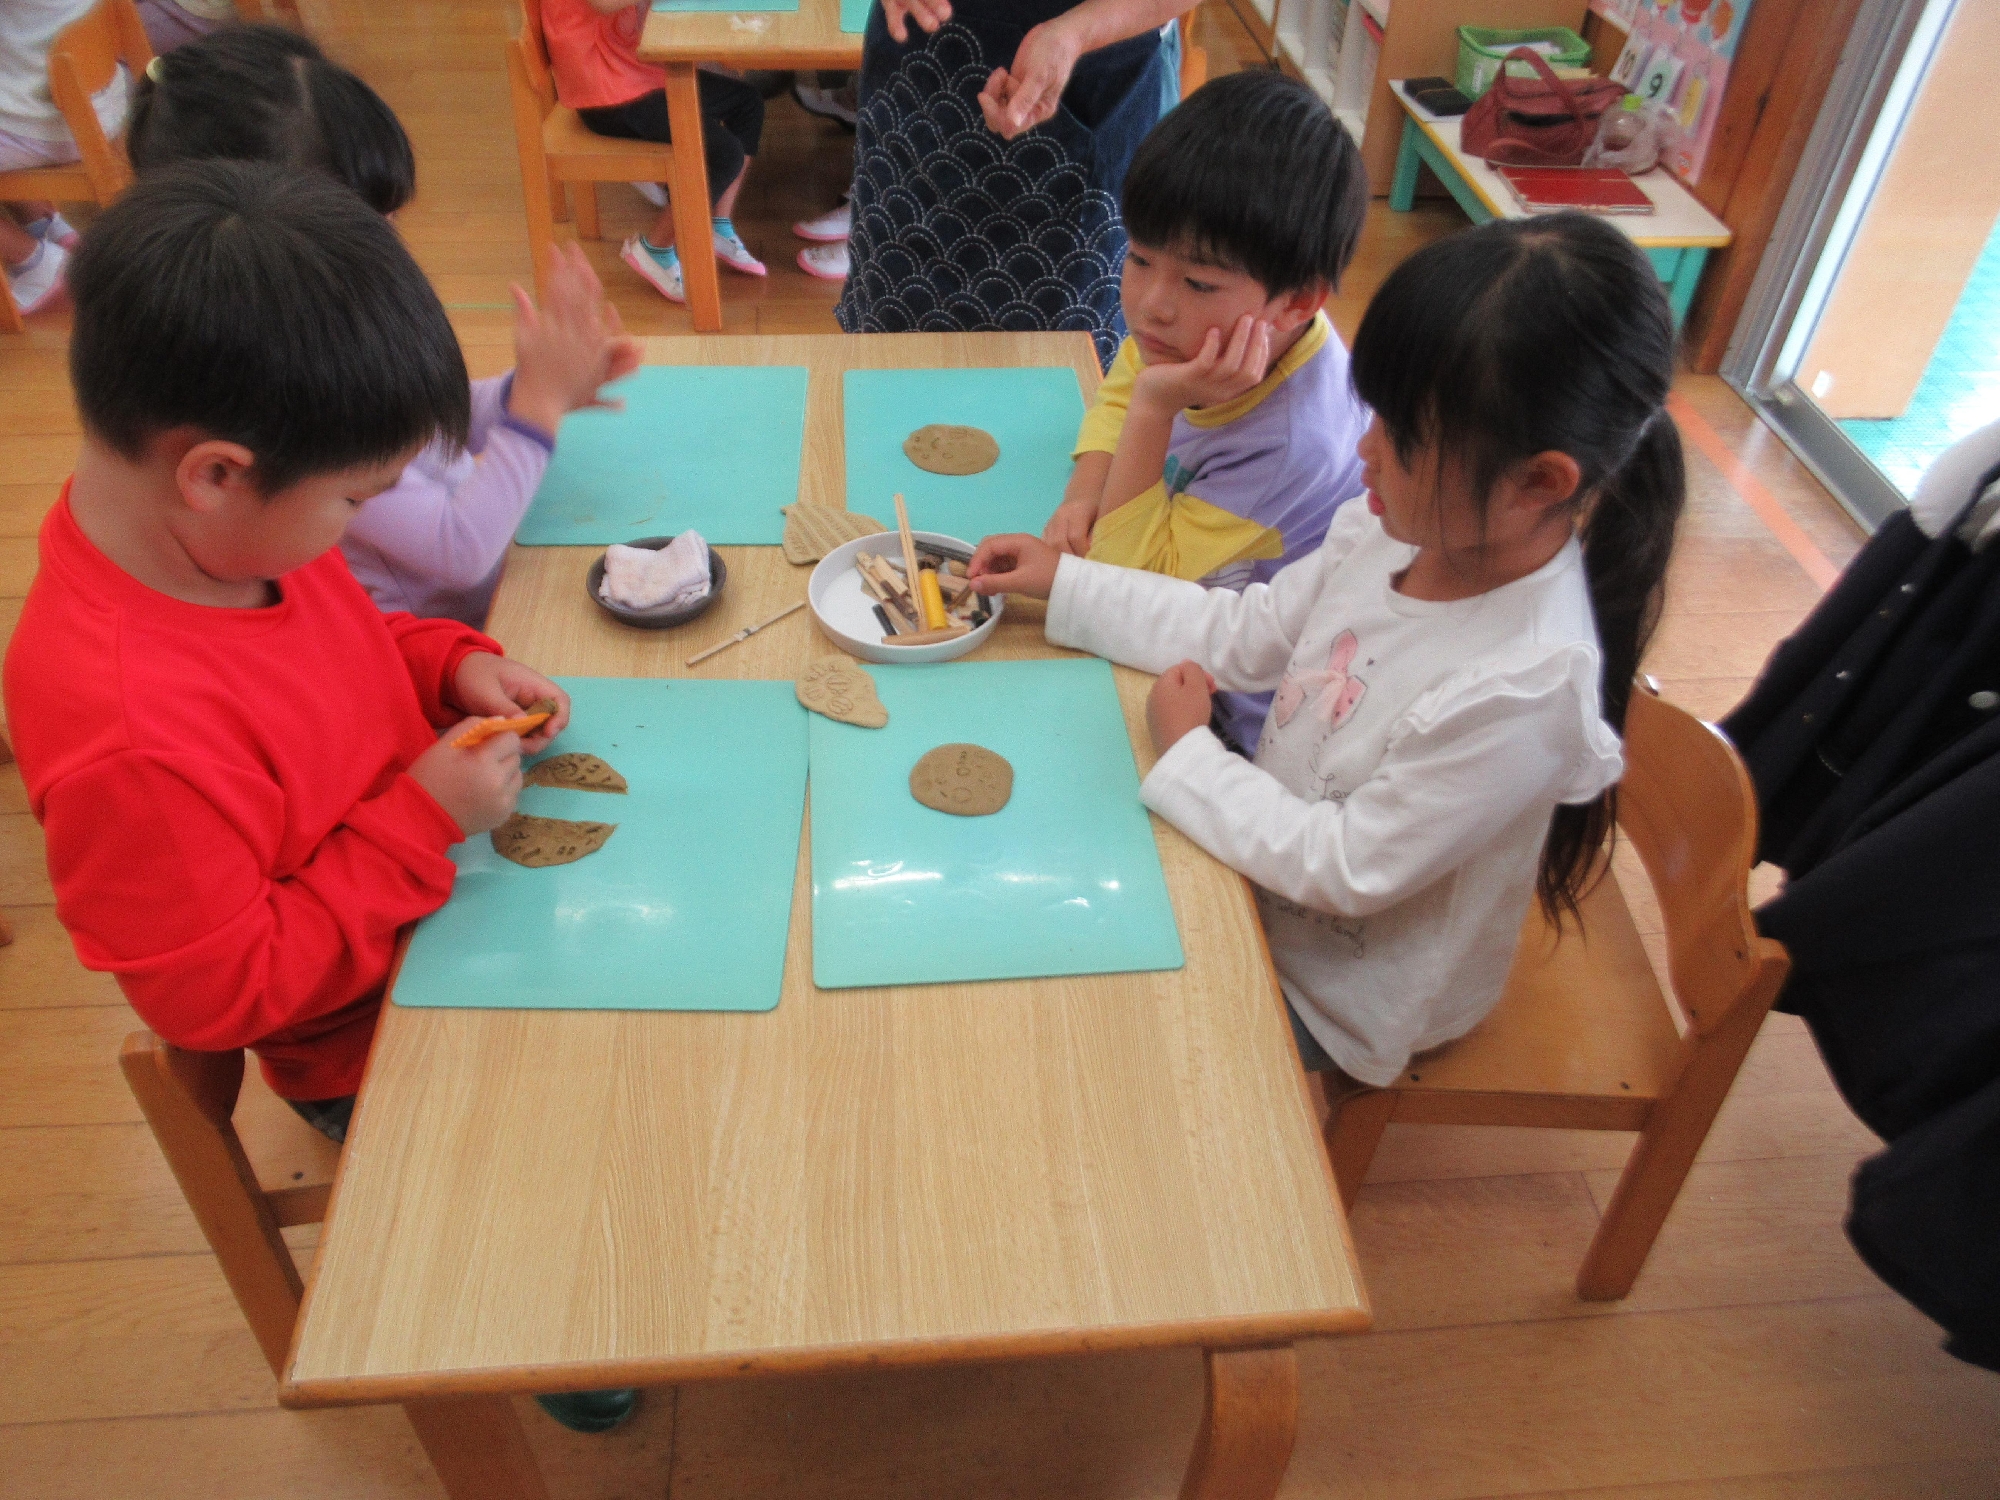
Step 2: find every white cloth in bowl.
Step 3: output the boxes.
[601,532,710,611]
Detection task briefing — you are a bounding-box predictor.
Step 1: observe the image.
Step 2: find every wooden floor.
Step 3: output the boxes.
[3,3,1998,1496]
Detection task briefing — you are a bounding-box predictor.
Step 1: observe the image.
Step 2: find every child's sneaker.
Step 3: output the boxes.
[793,199,851,242]
[792,79,858,127]
[535,1388,640,1434]
[620,235,685,304]
[711,219,766,277]
[5,239,69,316]
[24,211,80,249]
[797,241,849,282]
[630,181,667,208]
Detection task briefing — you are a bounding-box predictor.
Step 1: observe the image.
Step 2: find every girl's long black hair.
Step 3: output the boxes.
[127,23,416,215]
[1349,213,1685,921]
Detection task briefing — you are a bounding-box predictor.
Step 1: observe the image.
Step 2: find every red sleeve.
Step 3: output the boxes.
[41,750,462,1055]
[384,612,502,726]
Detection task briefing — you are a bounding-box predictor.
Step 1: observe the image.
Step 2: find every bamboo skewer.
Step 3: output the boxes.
[685,600,806,667]
[892,492,925,608]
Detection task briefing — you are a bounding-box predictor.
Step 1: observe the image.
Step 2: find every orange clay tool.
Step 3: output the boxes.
[450,698,558,749]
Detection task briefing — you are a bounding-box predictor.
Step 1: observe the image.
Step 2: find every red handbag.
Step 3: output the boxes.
[1460,47,1628,168]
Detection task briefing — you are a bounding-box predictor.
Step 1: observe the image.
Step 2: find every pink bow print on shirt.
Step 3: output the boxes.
[1273,631,1368,730]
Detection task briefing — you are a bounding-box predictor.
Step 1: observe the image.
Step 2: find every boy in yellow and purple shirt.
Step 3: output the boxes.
[1044,72,1371,755]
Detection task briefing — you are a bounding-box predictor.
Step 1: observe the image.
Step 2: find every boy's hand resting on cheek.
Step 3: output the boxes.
[1133,313,1275,415]
[452,652,571,754]
[411,725,524,837]
[506,242,643,440]
[1042,497,1098,557]
[967,533,1060,598]
[1147,661,1217,755]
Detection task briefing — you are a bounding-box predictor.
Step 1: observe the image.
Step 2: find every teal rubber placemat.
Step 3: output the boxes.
[516,366,807,546]
[653,0,798,11]
[396,677,806,1012]
[809,659,1184,989]
[841,0,871,31]
[843,367,1087,542]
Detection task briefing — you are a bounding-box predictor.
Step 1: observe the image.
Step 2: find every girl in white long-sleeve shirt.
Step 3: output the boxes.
[969,214,1686,1087]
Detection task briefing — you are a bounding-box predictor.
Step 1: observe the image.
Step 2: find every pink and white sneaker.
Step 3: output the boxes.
[792,199,851,243]
[797,242,849,281]
[620,235,686,305]
[711,219,766,277]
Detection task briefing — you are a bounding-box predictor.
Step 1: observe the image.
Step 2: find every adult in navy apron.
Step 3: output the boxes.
[836,0,1176,368]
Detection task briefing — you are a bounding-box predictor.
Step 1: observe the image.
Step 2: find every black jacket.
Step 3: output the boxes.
[1721,465,2000,1372]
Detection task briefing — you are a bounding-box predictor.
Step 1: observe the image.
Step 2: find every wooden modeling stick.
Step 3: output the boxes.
[881,625,972,647]
[685,600,807,667]
[892,493,924,607]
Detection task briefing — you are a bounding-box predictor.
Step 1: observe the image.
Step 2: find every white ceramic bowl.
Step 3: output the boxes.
[807,531,1003,665]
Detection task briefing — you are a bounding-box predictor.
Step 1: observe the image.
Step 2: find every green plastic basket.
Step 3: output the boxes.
[1455,26,1592,99]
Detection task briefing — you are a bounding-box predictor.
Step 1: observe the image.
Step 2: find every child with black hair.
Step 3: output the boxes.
[127,23,641,626]
[972,213,1684,1091]
[1045,69,1371,754]
[3,160,568,1137]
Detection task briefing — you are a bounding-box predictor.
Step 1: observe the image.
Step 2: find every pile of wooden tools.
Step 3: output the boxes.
[858,494,993,647]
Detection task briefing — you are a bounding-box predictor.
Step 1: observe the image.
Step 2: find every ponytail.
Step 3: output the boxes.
[1539,413,1685,922]
[1349,211,1684,926]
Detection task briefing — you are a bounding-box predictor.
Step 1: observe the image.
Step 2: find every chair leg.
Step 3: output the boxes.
[0,910,14,947]
[0,252,27,335]
[572,182,600,241]
[664,62,723,332]
[548,169,570,225]
[119,1037,305,1375]
[507,44,560,298]
[1323,1087,1395,1211]
[1576,970,1779,1300]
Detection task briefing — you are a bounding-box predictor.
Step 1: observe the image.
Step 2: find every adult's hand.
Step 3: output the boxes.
[978,17,1085,139]
[881,0,952,44]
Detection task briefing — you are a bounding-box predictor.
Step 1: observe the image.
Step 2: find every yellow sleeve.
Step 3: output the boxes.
[1085,485,1286,581]
[1073,339,1142,458]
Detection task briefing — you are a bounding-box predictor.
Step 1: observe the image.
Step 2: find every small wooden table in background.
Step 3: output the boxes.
[279,331,1368,1500]
[637,0,865,332]
[1386,80,1732,326]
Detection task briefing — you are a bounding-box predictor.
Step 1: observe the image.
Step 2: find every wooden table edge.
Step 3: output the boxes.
[278,1308,1373,1409]
[1388,83,1733,250]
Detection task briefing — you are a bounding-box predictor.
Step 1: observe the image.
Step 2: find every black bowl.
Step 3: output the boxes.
[586,537,727,629]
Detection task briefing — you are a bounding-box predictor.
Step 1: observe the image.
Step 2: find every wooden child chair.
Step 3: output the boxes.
[506,0,722,329]
[119,1033,341,1375]
[233,0,305,23]
[0,0,152,332]
[1321,685,1791,1300]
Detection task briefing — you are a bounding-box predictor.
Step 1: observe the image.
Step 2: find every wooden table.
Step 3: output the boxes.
[1386,81,1732,326]
[637,0,866,332]
[279,332,1369,1500]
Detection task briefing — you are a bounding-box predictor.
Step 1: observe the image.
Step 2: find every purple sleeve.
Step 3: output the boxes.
[339,384,555,614]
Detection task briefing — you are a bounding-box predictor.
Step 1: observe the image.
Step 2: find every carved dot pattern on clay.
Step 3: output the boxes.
[796,657,888,728]
[909,743,1013,817]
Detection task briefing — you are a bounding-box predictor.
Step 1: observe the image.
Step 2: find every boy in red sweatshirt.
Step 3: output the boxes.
[3,161,567,1146]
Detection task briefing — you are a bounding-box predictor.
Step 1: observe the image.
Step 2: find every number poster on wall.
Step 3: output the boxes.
[1588,0,1757,184]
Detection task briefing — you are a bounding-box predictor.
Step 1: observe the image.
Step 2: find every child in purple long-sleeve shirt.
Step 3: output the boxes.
[127,23,640,625]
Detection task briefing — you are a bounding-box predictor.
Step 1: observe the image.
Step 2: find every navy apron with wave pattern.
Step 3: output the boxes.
[835,9,1162,369]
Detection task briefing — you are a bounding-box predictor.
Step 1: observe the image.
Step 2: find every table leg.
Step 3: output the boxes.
[404,1395,551,1500]
[664,61,724,334]
[1666,247,1708,329]
[1177,1345,1299,1500]
[1390,120,1422,211]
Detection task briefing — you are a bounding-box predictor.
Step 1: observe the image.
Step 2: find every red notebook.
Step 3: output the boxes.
[1495,166,1656,216]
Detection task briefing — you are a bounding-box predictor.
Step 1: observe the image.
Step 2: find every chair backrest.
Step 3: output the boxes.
[48,0,152,198]
[515,0,557,112]
[119,1032,331,1376]
[1177,8,1206,98]
[1613,686,1779,1036]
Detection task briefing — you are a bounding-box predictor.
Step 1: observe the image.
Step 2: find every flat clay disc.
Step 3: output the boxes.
[491,814,617,867]
[910,743,1013,817]
[796,656,888,728]
[781,503,886,565]
[903,424,1000,476]
[523,752,628,794]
